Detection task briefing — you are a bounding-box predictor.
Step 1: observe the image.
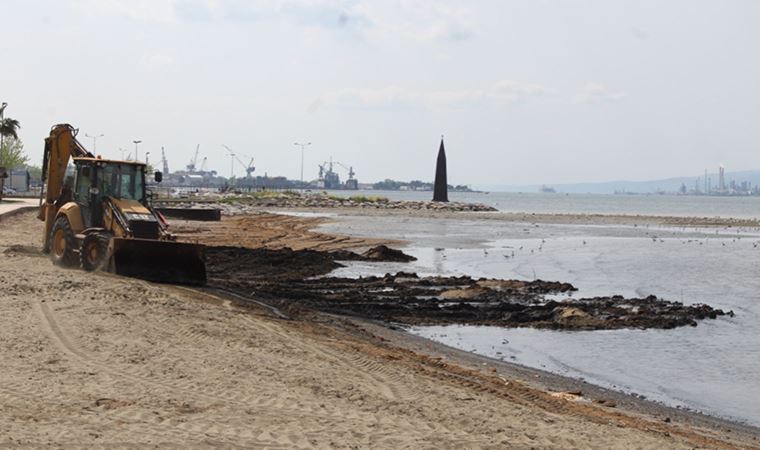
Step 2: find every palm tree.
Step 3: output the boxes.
[0,117,20,140]
[0,116,21,153]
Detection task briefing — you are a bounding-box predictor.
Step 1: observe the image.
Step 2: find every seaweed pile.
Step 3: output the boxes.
[206,246,732,330]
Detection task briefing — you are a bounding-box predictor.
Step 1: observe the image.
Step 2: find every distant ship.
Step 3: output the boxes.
[539,185,556,193]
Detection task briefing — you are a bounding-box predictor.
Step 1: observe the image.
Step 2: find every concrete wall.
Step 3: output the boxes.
[7,169,29,192]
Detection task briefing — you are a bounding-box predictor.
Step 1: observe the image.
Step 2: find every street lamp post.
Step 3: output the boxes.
[0,102,8,152]
[85,133,104,152]
[133,140,142,162]
[293,142,311,191]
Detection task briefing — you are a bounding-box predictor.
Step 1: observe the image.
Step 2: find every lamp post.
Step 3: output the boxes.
[85,133,104,152]
[293,142,311,191]
[145,151,150,165]
[119,148,127,160]
[0,102,7,152]
[133,140,142,162]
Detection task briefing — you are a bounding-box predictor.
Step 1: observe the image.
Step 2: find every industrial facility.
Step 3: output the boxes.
[316,158,358,190]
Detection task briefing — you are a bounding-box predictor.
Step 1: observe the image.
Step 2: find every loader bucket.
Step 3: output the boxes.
[111,238,206,285]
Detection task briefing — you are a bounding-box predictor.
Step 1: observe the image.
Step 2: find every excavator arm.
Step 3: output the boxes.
[38,124,93,251]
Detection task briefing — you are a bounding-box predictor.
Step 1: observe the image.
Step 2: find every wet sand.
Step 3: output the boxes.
[1,211,758,448]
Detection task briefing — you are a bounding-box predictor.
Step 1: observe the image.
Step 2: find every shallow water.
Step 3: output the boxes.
[327,189,760,219]
[323,215,760,426]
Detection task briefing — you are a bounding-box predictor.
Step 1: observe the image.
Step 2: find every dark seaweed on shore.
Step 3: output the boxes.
[205,246,732,330]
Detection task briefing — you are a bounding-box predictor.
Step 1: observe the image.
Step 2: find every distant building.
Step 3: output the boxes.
[8,169,30,192]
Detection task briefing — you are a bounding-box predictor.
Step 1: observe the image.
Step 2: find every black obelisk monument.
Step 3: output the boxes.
[433,137,449,202]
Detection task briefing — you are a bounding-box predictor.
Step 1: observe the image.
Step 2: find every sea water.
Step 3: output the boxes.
[327,189,760,219]
[321,210,760,426]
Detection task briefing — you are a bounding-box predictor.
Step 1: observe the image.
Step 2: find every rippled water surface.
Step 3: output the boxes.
[322,214,760,426]
[328,189,760,218]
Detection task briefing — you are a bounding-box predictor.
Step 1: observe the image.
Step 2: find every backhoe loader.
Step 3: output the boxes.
[38,124,206,284]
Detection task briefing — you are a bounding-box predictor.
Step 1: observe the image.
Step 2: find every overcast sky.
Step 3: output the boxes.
[2,0,759,187]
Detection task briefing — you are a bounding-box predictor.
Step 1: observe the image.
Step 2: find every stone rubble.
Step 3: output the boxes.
[155,192,498,214]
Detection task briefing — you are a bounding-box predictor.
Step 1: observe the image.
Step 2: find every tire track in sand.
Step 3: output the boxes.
[181,286,421,404]
[33,298,445,445]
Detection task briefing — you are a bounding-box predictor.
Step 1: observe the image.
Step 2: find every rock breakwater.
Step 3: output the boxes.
[155,192,497,213]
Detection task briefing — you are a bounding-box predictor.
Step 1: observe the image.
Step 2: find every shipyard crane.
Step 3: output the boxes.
[318,158,358,189]
[222,144,236,178]
[187,144,200,172]
[334,161,356,181]
[319,159,356,180]
[161,147,169,174]
[233,155,255,178]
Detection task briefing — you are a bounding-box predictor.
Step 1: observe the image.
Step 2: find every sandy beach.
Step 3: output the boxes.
[1,210,759,448]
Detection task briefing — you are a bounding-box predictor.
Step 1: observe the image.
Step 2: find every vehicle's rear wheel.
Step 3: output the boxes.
[50,216,79,267]
[81,232,112,272]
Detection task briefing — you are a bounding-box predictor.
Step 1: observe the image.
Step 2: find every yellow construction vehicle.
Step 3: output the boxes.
[38,124,206,284]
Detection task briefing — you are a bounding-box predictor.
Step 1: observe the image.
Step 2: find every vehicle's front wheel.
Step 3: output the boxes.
[80,232,112,272]
[50,216,79,267]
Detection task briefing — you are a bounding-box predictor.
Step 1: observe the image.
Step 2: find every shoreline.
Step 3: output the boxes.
[276,206,760,229]
[360,316,760,438]
[267,206,760,429]
[2,210,758,447]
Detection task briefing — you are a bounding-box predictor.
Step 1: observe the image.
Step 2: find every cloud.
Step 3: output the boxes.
[356,1,475,43]
[75,0,177,23]
[318,80,555,111]
[630,27,649,41]
[76,0,368,29]
[140,51,176,68]
[75,0,470,42]
[574,83,627,104]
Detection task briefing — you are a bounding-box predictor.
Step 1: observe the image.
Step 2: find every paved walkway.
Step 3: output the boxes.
[0,198,39,219]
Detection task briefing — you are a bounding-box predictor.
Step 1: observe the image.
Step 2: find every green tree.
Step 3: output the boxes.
[0,117,20,141]
[0,103,21,156]
[0,138,29,168]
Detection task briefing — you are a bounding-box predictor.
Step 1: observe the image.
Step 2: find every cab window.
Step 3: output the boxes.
[74,166,91,203]
[99,164,145,201]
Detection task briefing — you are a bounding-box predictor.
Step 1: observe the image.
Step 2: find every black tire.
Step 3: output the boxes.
[80,232,112,272]
[50,216,79,267]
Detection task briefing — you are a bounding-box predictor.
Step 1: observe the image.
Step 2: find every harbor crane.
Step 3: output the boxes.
[222,144,236,178]
[235,155,255,178]
[161,147,169,174]
[222,145,255,178]
[334,161,356,181]
[187,144,200,172]
[318,157,358,189]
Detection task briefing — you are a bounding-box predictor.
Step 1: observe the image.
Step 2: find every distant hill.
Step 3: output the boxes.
[478,170,760,194]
